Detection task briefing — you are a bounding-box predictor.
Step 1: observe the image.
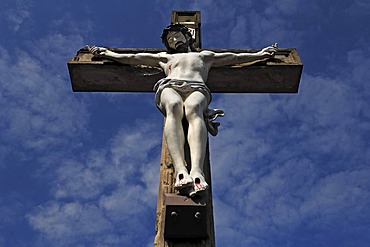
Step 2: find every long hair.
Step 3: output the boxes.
[161,23,196,53]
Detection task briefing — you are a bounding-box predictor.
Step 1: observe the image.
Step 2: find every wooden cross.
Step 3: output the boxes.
[68,11,302,247]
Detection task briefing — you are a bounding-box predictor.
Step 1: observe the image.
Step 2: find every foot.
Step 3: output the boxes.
[189,171,208,197]
[174,172,193,191]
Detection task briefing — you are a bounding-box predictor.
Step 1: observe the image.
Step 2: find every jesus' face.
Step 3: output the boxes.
[166,31,189,52]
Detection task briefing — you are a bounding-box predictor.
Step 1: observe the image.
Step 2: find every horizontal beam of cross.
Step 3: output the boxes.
[68,47,302,93]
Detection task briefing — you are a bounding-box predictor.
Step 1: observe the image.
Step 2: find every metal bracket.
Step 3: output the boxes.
[164,193,207,239]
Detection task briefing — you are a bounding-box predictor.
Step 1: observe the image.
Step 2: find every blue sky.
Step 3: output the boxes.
[1,0,370,246]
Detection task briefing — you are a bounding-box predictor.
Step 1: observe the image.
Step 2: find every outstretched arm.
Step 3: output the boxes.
[209,43,278,67]
[87,46,167,67]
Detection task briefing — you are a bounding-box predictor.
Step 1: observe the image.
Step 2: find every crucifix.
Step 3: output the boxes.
[68,11,302,247]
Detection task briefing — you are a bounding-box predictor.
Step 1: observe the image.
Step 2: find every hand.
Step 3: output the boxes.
[86,45,107,56]
[260,43,278,57]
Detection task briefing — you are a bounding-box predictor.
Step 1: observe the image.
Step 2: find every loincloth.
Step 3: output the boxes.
[153,78,224,136]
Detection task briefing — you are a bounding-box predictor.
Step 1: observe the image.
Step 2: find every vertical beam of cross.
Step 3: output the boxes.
[154,11,216,247]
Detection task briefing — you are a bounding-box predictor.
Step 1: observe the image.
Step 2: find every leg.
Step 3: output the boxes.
[160,88,192,189]
[184,92,209,196]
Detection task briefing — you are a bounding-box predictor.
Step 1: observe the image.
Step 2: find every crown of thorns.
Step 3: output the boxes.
[161,23,195,51]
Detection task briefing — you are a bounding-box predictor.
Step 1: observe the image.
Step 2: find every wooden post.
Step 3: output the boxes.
[154,120,215,247]
[154,12,216,246]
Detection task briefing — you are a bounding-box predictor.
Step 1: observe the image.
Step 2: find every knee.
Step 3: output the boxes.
[185,102,204,120]
[165,100,183,117]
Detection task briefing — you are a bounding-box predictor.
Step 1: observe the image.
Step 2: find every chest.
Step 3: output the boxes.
[167,53,207,70]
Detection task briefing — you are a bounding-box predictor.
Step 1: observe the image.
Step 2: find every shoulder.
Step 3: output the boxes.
[197,50,216,62]
[154,52,173,62]
[157,51,171,57]
[200,50,215,57]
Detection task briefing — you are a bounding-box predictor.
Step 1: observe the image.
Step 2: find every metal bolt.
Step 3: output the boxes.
[195,212,201,219]
[171,211,178,223]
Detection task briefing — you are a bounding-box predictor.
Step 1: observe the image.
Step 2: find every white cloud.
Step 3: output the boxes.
[99,185,150,222]
[187,0,305,48]
[4,2,30,32]
[1,4,163,245]
[109,122,160,166]
[0,41,89,155]
[300,169,370,218]
[229,16,249,48]
[350,0,370,13]
[51,14,94,38]
[54,159,108,200]
[27,122,161,246]
[208,42,370,244]
[27,201,114,246]
[30,33,84,69]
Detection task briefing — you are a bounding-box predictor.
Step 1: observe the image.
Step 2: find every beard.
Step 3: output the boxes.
[174,41,189,52]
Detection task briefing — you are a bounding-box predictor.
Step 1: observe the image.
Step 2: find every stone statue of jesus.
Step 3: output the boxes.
[88,23,277,197]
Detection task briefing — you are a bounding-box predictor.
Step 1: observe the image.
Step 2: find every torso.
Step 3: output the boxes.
[159,51,213,83]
